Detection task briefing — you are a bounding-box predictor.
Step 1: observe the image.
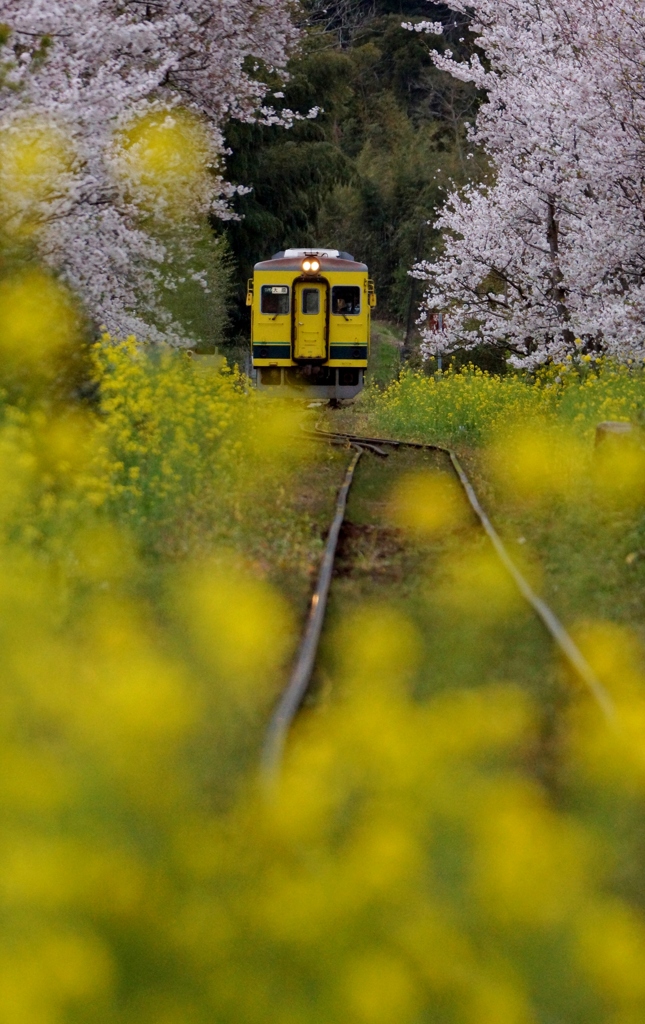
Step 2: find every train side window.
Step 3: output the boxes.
[332,286,361,315]
[302,288,320,315]
[261,285,290,315]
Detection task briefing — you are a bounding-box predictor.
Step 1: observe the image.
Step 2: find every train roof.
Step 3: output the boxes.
[254,249,368,273]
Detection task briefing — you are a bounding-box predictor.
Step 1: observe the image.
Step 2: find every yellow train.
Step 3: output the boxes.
[247,248,376,399]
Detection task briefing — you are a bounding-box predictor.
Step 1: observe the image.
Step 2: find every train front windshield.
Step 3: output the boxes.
[261,285,290,315]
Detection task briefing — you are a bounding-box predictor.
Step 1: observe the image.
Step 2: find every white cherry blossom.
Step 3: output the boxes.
[0,0,301,341]
[410,0,645,367]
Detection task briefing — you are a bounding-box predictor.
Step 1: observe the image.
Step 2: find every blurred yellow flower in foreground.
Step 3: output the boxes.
[344,951,421,1024]
[437,545,521,621]
[573,620,644,702]
[471,778,591,927]
[388,469,468,535]
[332,603,422,694]
[0,269,79,371]
[571,621,645,794]
[576,900,645,1007]
[0,119,73,237]
[0,268,86,402]
[489,424,588,503]
[114,108,214,220]
[593,436,645,507]
[181,559,295,706]
[248,402,308,466]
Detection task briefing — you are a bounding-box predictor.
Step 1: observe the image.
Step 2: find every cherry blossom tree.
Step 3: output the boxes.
[410,0,645,367]
[0,1,302,341]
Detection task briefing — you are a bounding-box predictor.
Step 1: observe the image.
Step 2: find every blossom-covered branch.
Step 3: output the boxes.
[409,0,645,367]
[0,0,302,341]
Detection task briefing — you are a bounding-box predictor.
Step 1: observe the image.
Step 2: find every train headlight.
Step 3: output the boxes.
[302,258,320,273]
[302,259,311,272]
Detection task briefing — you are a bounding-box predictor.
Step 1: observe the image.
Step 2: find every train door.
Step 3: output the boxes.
[294,282,327,360]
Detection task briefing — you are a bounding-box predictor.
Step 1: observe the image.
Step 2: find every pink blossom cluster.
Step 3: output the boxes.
[0,0,300,342]
[411,0,645,367]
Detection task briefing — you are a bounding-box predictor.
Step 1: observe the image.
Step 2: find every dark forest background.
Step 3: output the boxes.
[215,0,481,341]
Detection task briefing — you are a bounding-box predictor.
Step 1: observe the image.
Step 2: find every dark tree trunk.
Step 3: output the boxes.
[546,195,575,346]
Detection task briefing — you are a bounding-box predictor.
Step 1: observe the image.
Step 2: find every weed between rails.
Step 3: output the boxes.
[334,522,407,581]
[1,334,645,1022]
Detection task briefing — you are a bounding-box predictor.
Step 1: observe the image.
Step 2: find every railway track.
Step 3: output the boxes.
[260,425,615,785]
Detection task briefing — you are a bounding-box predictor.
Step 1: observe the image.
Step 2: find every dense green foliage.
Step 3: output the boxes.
[218,1,481,333]
[153,225,233,353]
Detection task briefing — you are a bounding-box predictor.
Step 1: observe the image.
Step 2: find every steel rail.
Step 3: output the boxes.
[311,426,615,723]
[261,424,615,786]
[261,444,364,786]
